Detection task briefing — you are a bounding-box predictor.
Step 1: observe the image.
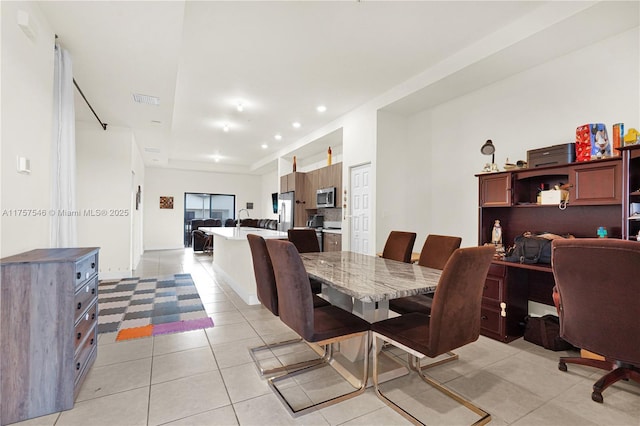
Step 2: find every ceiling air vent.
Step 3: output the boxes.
[132,93,160,105]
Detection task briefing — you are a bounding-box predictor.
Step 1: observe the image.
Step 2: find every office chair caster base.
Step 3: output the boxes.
[591,391,603,403]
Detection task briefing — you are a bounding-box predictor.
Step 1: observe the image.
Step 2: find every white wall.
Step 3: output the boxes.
[340,109,378,252]
[144,168,263,250]
[131,140,145,270]
[376,110,414,250]
[401,26,640,248]
[76,124,143,278]
[260,169,279,219]
[0,3,55,257]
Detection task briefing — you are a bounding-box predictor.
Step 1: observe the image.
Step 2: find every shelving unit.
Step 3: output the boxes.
[618,145,640,241]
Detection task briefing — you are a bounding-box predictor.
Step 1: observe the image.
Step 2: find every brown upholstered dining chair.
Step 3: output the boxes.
[246,234,329,377]
[265,239,370,417]
[389,234,462,315]
[372,245,495,425]
[552,238,640,403]
[287,228,323,294]
[382,230,417,263]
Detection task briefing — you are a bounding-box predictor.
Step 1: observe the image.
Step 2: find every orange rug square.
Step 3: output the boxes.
[116,324,153,341]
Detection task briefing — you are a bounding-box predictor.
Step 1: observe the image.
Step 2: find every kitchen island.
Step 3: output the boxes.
[200,227,287,305]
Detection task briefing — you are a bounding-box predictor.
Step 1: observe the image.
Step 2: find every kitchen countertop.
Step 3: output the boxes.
[199,227,288,241]
[322,228,342,234]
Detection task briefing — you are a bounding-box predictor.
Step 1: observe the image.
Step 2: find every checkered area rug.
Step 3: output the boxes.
[98,273,213,341]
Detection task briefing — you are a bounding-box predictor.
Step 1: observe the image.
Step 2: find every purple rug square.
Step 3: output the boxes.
[152,317,213,336]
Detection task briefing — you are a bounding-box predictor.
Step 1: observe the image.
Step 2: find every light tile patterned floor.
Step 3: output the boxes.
[11,249,640,426]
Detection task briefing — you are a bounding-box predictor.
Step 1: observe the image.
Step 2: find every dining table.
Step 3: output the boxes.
[299,250,442,385]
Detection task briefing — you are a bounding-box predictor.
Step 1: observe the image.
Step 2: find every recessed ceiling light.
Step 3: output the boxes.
[316,105,327,113]
[261,143,268,149]
[214,157,220,162]
[274,134,282,140]
[223,123,230,132]
[132,93,160,105]
[236,103,244,112]
[292,121,301,129]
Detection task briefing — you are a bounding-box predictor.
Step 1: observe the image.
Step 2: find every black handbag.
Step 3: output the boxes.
[524,315,574,351]
[504,234,552,264]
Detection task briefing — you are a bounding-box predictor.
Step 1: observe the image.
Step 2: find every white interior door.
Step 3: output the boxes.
[350,163,371,254]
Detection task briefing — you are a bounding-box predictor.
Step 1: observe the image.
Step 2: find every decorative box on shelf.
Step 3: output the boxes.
[540,189,569,205]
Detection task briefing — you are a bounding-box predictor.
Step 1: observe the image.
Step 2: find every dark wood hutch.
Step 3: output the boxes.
[475,154,638,342]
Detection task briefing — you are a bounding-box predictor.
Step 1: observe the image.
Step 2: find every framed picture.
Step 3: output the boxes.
[160,196,174,209]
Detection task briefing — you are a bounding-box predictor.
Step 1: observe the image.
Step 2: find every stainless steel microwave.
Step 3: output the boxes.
[316,187,336,208]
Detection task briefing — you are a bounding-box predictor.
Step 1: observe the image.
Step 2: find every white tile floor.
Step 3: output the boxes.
[12,249,640,426]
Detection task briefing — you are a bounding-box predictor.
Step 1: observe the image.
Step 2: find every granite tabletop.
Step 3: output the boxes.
[300,251,441,303]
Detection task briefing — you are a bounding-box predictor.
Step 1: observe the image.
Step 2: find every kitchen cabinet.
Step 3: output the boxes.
[1,248,100,425]
[323,232,342,252]
[280,172,305,193]
[304,169,318,209]
[317,162,342,194]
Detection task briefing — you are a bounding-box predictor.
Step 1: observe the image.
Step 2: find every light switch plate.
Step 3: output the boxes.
[17,156,31,174]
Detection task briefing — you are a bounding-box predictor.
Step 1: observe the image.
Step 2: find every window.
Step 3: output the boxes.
[184,193,235,246]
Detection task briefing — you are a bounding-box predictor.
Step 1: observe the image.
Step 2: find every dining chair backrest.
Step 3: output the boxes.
[247,234,279,315]
[287,228,320,253]
[265,239,316,340]
[382,231,417,263]
[418,234,462,270]
[427,245,495,356]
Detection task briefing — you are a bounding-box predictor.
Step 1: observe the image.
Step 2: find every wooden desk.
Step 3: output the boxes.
[481,260,554,342]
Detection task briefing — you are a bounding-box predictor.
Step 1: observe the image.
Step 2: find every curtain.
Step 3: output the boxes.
[50,45,77,247]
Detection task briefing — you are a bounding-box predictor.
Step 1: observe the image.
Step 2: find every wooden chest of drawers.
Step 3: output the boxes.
[1,247,100,425]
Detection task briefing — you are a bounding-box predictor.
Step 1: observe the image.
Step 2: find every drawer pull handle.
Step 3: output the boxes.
[91,313,96,320]
[77,332,82,340]
[500,302,507,317]
[91,262,95,269]
[77,302,82,310]
[91,287,96,295]
[77,272,81,279]
[76,362,81,371]
[90,338,95,345]
[483,285,488,290]
[481,315,488,320]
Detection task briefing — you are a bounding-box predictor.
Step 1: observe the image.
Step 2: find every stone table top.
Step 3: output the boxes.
[300,251,441,304]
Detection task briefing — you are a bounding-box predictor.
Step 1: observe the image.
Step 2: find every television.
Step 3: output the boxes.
[272,193,278,214]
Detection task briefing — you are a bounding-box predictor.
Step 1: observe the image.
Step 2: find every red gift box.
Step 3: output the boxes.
[576,123,609,162]
[575,124,592,162]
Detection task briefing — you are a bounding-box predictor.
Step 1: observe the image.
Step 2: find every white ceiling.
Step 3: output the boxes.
[36,1,638,175]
